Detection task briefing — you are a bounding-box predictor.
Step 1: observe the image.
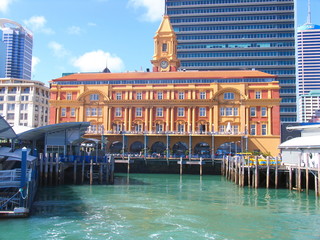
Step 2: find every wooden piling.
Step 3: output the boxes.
[44,153,48,186]
[49,153,53,185]
[90,158,93,185]
[200,157,203,176]
[39,153,43,186]
[254,156,259,189]
[55,153,59,185]
[99,161,103,184]
[289,166,292,190]
[266,157,270,189]
[298,153,302,192]
[180,157,183,175]
[275,156,278,189]
[318,154,320,196]
[248,162,251,187]
[127,156,130,174]
[73,158,77,184]
[81,156,85,184]
[306,153,309,195]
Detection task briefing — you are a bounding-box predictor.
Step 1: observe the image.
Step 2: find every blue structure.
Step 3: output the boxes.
[0,19,33,80]
[165,0,296,122]
[0,30,5,78]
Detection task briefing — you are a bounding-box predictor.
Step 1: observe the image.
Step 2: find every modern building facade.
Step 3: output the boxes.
[165,0,296,122]
[0,78,49,128]
[0,19,33,80]
[0,30,6,78]
[296,0,320,122]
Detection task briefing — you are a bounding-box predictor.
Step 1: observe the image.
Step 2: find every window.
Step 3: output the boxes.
[250,124,256,135]
[67,93,72,100]
[162,43,167,52]
[0,96,3,101]
[226,107,233,116]
[91,108,97,116]
[134,124,142,132]
[61,108,66,117]
[261,124,267,135]
[8,96,15,101]
[90,94,99,101]
[98,108,102,116]
[116,92,122,100]
[199,107,206,117]
[115,107,122,117]
[178,124,184,133]
[7,104,15,111]
[71,108,75,117]
[224,92,234,100]
[136,92,142,100]
[157,108,163,117]
[178,92,185,100]
[86,108,91,116]
[0,104,3,111]
[250,107,256,117]
[177,107,185,117]
[156,123,163,132]
[255,91,261,99]
[200,91,206,99]
[136,107,142,117]
[20,104,28,111]
[234,108,238,116]
[7,113,14,120]
[220,107,225,116]
[261,107,267,117]
[157,91,163,100]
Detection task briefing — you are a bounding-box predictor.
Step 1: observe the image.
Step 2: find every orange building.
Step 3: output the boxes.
[49,15,281,156]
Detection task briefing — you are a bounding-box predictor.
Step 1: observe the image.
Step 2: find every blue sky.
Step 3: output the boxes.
[0,0,319,85]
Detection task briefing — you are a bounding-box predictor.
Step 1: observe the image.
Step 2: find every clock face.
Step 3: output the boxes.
[160,60,169,69]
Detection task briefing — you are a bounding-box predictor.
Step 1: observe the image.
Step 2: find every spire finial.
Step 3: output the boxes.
[307,0,312,24]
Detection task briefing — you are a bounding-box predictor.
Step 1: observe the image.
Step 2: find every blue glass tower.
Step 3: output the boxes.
[165,0,296,122]
[0,30,6,78]
[0,19,33,80]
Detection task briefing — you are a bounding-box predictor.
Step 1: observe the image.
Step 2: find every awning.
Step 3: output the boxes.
[279,135,320,149]
[0,116,16,139]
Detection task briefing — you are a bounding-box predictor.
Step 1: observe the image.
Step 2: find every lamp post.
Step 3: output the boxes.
[211,124,214,160]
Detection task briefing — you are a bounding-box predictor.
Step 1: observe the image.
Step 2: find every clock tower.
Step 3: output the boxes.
[151,15,180,72]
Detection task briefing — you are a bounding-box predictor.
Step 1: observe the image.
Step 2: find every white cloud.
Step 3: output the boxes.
[23,16,54,35]
[0,0,14,13]
[72,50,124,73]
[128,0,164,22]
[67,26,82,35]
[48,41,70,58]
[87,22,97,27]
[32,56,40,73]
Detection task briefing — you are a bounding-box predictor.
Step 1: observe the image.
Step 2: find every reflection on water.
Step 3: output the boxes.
[0,173,320,240]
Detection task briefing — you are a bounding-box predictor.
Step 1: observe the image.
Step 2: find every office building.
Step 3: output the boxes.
[165,0,296,122]
[297,0,320,122]
[0,30,5,78]
[0,19,33,80]
[0,78,50,128]
[49,15,281,156]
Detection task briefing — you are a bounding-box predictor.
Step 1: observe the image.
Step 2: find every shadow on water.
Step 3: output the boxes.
[113,174,151,185]
[31,185,89,218]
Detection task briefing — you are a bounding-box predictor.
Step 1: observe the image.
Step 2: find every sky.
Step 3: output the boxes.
[0,0,319,86]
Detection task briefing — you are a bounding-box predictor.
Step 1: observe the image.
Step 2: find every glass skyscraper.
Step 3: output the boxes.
[0,19,33,80]
[165,0,296,122]
[296,0,320,122]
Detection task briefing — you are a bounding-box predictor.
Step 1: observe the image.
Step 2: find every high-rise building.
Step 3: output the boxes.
[0,78,49,128]
[165,0,296,122]
[0,30,6,78]
[297,0,320,122]
[0,19,33,80]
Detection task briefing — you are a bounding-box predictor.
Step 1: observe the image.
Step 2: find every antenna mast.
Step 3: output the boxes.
[307,0,311,24]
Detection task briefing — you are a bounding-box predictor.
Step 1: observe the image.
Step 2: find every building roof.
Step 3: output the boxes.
[52,70,276,82]
[0,116,16,139]
[298,23,320,30]
[16,122,90,141]
[279,135,320,149]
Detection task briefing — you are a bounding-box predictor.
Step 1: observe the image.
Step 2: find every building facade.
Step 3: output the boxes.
[0,19,33,80]
[296,6,320,122]
[165,0,296,122]
[0,78,49,128]
[49,14,281,156]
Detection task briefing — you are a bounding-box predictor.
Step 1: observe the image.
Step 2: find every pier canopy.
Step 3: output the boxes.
[16,122,90,155]
[0,116,16,139]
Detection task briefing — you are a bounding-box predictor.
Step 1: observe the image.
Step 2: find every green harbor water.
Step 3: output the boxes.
[1,173,320,240]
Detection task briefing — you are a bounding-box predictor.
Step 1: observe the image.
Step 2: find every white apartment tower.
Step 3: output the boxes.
[297,0,320,122]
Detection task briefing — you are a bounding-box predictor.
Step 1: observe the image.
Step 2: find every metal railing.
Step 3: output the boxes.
[0,169,32,188]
